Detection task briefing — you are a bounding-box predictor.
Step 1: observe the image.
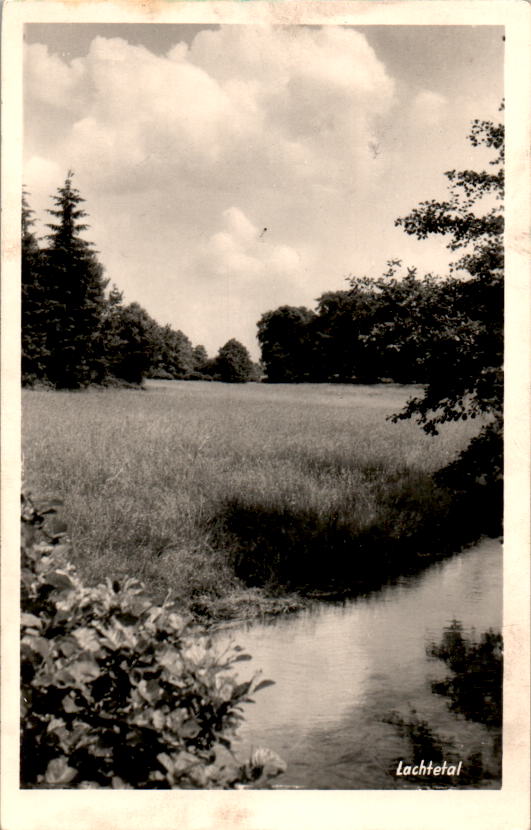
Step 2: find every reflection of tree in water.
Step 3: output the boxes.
[386,620,503,788]
[429,620,502,728]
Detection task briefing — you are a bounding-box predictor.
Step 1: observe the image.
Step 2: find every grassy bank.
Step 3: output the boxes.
[22,381,490,621]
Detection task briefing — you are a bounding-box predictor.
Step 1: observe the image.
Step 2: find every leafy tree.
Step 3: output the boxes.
[22,174,205,390]
[392,108,504,496]
[258,285,433,385]
[159,327,194,378]
[347,266,468,385]
[200,357,221,379]
[42,171,109,388]
[257,306,316,382]
[100,284,131,381]
[313,279,418,383]
[312,290,367,382]
[22,190,48,384]
[103,301,156,385]
[192,345,209,373]
[215,339,254,383]
[249,360,263,382]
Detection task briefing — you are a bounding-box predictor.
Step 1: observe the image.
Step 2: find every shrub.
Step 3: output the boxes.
[148,368,175,381]
[183,371,213,381]
[21,492,285,789]
[435,419,503,538]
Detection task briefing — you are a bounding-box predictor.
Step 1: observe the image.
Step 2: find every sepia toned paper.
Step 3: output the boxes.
[2,2,530,829]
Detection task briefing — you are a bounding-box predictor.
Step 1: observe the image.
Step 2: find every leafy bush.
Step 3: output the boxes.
[183,371,214,381]
[21,492,285,789]
[148,368,175,381]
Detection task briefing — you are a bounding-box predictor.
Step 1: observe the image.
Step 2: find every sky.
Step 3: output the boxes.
[23,24,504,359]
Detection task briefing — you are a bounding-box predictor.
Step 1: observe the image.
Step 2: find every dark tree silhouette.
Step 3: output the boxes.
[215,339,254,383]
[257,306,316,382]
[42,171,108,388]
[21,190,48,385]
[392,109,503,513]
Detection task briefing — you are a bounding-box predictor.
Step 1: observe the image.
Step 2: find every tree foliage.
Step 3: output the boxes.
[41,172,109,388]
[257,306,317,382]
[101,297,156,385]
[192,345,209,373]
[256,280,458,385]
[21,174,243,388]
[391,109,504,503]
[392,110,503,436]
[311,289,371,382]
[22,190,48,384]
[214,339,255,383]
[21,491,286,789]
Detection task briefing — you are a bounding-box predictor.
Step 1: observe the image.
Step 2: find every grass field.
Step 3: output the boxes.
[22,380,485,619]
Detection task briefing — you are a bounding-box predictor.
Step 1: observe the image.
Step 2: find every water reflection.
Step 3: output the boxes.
[218,539,502,788]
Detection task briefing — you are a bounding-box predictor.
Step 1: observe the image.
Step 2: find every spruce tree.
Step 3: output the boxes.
[42,171,108,388]
[22,190,48,384]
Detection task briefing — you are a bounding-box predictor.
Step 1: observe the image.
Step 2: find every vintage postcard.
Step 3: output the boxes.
[1,2,529,829]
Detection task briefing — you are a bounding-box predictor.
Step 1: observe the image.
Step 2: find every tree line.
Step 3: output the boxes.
[257,266,462,385]
[22,173,258,389]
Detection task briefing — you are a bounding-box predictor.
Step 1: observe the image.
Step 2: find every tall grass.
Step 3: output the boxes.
[22,381,486,612]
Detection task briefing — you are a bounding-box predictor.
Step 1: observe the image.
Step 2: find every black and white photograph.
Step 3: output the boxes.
[1,2,529,829]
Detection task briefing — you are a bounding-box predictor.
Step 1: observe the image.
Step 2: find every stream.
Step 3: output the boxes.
[219,539,502,788]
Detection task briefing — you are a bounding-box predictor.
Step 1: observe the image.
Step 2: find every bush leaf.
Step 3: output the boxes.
[44,757,77,785]
[254,679,275,693]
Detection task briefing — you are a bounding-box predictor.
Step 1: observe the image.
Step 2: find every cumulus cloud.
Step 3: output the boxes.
[25,43,84,111]
[182,205,307,352]
[26,25,471,357]
[200,206,301,283]
[411,89,447,126]
[222,207,258,248]
[25,26,394,194]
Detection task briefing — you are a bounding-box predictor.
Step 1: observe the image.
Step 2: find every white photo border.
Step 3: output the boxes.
[2,3,529,829]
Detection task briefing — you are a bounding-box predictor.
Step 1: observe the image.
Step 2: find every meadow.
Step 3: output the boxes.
[22,380,485,620]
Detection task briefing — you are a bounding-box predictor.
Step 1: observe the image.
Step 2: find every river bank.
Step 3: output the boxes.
[188,536,497,627]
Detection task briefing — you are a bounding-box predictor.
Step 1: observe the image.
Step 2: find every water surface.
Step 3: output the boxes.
[220,539,502,788]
